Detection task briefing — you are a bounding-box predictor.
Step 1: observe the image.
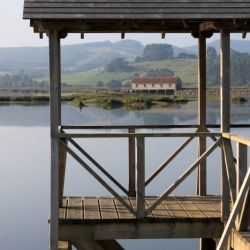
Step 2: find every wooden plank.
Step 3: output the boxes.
[60,221,224,240]
[162,198,189,219]
[49,29,61,250]
[99,197,118,220]
[146,197,172,219]
[192,199,220,218]
[67,197,83,220]
[84,197,100,220]
[223,133,250,146]
[128,128,136,197]
[136,136,145,218]
[24,13,250,20]
[197,33,207,197]
[24,2,250,8]
[114,198,135,219]
[59,132,220,139]
[59,198,68,220]
[175,197,206,219]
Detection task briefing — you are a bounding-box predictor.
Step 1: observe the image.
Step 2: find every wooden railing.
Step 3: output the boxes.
[58,125,223,218]
[216,133,250,250]
[57,125,250,244]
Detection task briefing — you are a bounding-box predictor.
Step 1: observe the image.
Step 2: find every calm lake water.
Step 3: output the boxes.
[0,100,249,250]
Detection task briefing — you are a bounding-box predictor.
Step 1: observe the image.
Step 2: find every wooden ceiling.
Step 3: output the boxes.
[23,0,250,34]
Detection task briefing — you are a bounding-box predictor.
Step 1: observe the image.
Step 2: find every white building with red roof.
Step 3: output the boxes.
[132,77,182,94]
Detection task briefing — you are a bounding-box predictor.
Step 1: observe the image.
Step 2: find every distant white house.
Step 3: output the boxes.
[132,77,182,94]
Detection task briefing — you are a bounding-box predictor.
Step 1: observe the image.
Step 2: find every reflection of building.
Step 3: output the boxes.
[132,77,182,94]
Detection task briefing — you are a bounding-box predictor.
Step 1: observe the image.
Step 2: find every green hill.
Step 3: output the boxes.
[55,59,198,86]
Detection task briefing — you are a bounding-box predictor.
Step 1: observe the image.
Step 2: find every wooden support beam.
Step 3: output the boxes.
[49,29,61,250]
[220,30,230,133]
[236,143,247,194]
[146,138,221,215]
[146,136,193,186]
[221,146,230,222]
[59,139,68,207]
[222,139,237,203]
[60,140,136,216]
[216,167,250,250]
[197,33,207,197]
[68,138,128,195]
[128,128,136,197]
[136,136,145,218]
[236,143,249,231]
[59,221,224,240]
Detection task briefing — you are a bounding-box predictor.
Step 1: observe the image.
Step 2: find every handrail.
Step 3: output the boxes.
[223,133,250,146]
[60,124,250,130]
[217,166,250,250]
[59,132,221,139]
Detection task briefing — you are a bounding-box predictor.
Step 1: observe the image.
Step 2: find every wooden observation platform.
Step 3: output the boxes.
[23,1,250,250]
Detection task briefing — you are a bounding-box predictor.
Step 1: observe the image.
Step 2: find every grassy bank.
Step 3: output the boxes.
[0,90,248,110]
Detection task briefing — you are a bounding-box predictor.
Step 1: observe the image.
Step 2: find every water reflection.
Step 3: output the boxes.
[0,101,249,250]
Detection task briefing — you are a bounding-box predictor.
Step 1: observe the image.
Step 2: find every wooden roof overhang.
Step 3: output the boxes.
[23,0,250,37]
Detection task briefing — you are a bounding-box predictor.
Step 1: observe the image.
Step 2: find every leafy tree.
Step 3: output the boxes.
[206,47,220,85]
[105,58,133,72]
[146,68,174,77]
[177,52,197,59]
[142,44,174,61]
[106,79,122,89]
[96,81,104,88]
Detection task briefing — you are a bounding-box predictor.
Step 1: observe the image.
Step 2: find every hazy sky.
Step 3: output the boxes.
[0,0,248,48]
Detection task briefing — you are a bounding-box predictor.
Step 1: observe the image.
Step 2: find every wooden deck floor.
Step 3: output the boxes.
[60,196,221,223]
[59,196,224,240]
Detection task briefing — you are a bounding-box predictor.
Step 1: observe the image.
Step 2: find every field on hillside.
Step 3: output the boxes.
[35,59,197,87]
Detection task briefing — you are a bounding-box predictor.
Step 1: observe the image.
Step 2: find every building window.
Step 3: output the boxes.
[144,84,146,87]
[152,84,155,87]
[136,84,138,88]
[169,84,171,87]
[160,84,163,87]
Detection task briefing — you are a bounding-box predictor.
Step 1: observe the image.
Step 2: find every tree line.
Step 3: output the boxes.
[207,47,250,85]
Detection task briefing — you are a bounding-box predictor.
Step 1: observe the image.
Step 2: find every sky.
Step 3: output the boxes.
[0,0,249,48]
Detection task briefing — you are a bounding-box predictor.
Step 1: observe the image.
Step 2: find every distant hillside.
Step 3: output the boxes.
[0,40,144,75]
[36,59,197,86]
[184,39,250,54]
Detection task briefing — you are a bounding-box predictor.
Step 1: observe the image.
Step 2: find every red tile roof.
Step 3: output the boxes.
[132,77,180,84]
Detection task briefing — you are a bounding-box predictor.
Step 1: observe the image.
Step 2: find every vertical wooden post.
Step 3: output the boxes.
[220,30,230,133]
[220,30,231,248]
[236,142,249,230]
[136,136,145,218]
[59,138,68,207]
[236,143,247,194]
[197,33,207,196]
[49,29,61,250]
[128,128,136,197]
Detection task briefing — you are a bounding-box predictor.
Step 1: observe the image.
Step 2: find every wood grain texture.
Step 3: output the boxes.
[59,196,221,223]
[23,0,250,20]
